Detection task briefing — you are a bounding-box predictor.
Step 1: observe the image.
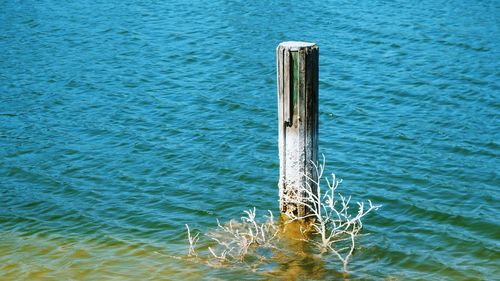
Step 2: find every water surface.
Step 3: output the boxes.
[1,0,499,280]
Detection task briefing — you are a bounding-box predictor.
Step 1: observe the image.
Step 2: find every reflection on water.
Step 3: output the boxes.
[265,219,330,281]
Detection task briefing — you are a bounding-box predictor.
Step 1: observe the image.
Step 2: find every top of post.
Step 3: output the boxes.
[278,41,317,51]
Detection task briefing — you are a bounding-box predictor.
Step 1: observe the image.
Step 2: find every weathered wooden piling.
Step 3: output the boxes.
[276,41,319,217]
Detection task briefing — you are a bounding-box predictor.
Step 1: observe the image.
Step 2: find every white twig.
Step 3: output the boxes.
[186,224,199,257]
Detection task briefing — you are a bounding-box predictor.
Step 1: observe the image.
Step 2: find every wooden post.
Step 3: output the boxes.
[276,41,319,217]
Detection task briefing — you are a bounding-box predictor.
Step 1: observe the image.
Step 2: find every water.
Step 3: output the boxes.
[1,0,499,280]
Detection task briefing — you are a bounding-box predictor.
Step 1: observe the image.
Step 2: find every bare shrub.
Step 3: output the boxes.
[186,156,380,272]
[206,208,279,263]
[283,155,380,271]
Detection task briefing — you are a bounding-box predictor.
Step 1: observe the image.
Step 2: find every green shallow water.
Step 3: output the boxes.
[1,0,499,280]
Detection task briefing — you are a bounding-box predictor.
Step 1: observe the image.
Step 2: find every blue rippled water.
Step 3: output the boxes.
[1,0,499,280]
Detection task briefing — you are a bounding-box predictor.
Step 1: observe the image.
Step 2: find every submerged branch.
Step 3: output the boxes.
[185,157,380,272]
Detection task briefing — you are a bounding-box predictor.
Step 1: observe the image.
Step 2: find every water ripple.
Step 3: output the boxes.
[1,0,499,279]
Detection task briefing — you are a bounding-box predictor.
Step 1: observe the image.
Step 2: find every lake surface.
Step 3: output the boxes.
[1,0,499,280]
